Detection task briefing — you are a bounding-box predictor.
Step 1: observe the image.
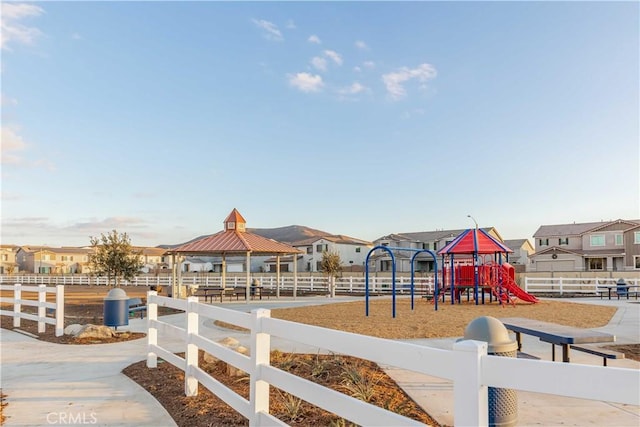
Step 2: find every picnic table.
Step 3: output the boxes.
[500,317,615,363]
[596,284,639,300]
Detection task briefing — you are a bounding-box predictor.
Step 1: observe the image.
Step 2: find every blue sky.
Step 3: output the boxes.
[2,1,638,247]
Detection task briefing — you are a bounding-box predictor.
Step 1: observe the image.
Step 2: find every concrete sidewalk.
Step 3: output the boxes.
[1,296,638,426]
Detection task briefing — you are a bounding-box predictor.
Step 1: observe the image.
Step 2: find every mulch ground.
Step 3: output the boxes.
[1,286,638,427]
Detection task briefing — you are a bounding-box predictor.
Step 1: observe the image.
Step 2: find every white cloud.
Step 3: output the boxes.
[382,63,437,100]
[353,66,361,73]
[1,126,27,165]
[286,19,296,29]
[1,3,44,50]
[363,61,375,69]
[288,72,324,93]
[324,50,343,66]
[311,56,327,72]
[252,18,283,41]
[355,40,368,50]
[338,82,368,95]
[308,35,321,44]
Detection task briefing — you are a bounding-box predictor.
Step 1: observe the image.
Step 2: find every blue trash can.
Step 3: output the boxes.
[104,288,129,327]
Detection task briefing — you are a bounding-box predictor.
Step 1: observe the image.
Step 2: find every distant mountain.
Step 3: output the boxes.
[157,225,332,249]
[248,225,332,244]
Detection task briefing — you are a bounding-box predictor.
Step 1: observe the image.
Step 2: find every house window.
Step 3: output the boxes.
[227,222,235,230]
[590,235,605,247]
[306,247,312,254]
[539,239,549,246]
[635,232,640,244]
[615,234,623,246]
[355,247,361,253]
[635,256,640,269]
[316,244,328,252]
[61,256,68,261]
[423,242,430,250]
[588,258,604,270]
[1,254,7,261]
[558,238,569,245]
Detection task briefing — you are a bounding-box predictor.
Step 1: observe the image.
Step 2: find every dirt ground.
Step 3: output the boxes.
[1,286,638,426]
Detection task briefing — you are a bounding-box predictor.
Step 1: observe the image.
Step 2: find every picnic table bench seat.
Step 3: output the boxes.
[570,344,625,366]
[128,297,147,319]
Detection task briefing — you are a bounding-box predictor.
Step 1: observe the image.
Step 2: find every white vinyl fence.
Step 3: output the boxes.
[0,283,64,336]
[146,292,639,426]
[524,277,640,295]
[0,274,434,296]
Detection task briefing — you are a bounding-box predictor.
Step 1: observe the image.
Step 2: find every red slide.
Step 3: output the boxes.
[501,276,539,303]
[489,264,539,304]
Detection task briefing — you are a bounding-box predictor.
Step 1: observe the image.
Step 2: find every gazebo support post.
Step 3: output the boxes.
[245,251,251,301]
[222,255,227,290]
[171,253,177,299]
[276,255,281,298]
[293,255,298,299]
[177,255,183,298]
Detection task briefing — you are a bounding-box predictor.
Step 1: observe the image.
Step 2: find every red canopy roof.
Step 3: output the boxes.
[437,228,512,255]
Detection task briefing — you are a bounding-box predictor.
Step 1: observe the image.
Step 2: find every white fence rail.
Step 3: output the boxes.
[0,283,64,336]
[6,274,640,298]
[146,292,639,426]
[0,274,434,296]
[524,277,640,295]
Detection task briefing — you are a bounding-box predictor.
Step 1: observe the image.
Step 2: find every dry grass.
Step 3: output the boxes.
[270,297,617,339]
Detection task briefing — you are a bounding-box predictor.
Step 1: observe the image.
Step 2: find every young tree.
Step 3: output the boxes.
[89,230,144,287]
[320,251,342,298]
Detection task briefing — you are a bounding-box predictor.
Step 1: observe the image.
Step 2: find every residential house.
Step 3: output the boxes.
[0,245,19,274]
[181,257,213,273]
[529,219,640,272]
[503,239,535,272]
[16,246,92,274]
[135,246,169,273]
[264,235,373,273]
[371,227,505,273]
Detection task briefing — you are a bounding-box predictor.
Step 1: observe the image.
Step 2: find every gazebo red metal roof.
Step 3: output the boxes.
[437,228,513,255]
[170,208,302,256]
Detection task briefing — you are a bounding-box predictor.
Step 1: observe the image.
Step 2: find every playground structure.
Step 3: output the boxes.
[365,228,538,316]
[437,227,538,307]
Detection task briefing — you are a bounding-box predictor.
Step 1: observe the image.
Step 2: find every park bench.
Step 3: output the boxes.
[570,344,625,366]
[128,297,147,319]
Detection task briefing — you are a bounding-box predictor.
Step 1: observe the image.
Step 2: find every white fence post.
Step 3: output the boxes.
[185,296,199,396]
[13,283,21,328]
[249,308,271,426]
[147,291,158,368]
[55,285,64,336]
[559,277,564,295]
[38,284,46,333]
[453,339,489,427]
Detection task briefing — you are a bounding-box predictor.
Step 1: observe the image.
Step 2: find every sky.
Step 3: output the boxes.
[1,1,639,248]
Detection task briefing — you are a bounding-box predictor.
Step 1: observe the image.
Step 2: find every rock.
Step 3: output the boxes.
[203,337,243,366]
[218,337,240,348]
[64,324,84,336]
[75,324,116,339]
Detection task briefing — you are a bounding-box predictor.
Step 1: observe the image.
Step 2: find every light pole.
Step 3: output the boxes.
[466,215,480,305]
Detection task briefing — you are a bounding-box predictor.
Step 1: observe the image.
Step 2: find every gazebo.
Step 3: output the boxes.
[168,209,303,299]
[437,227,513,305]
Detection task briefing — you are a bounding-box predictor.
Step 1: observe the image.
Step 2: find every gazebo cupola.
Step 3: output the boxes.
[224,208,247,232]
